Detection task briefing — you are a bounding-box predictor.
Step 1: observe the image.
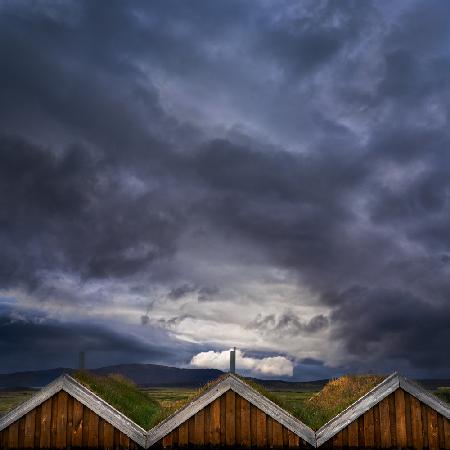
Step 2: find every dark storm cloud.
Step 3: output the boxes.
[248,313,329,337]
[328,286,450,374]
[167,285,197,300]
[0,0,449,375]
[0,135,182,290]
[257,1,376,79]
[0,313,172,373]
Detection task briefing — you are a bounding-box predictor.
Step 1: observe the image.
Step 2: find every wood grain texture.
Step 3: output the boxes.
[210,397,221,446]
[23,409,36,449]
[273,420,283,448]
[389,392,397,448]
[7,420,18,449]
[225,390,235,446]
[204,404,211,445]
[427,408,439,450]
[267,415,273,447]
[240,397,251,448]
[39,397,52,448]
[235,395,241,445]
[98,417,104,448]
[163,431,173,448]
[56,391,67,449]
[358,414,365,448]
[88,409,99,448]
[348,419,359,448]
[120,430,130,449]
[220,394,226,446]
[250,404,257,447]
[421,402,429,449]
[288,429,300,448]
[256,408,266,447]
[103,420,114,450]
[395,389,407,448]
[188,416,195,447]
[373,403,381,449]
[194,409,205,445]
[363,407,375,447]
[34,403,41,448]
[82,401,89,448]
[332,429,343,448]
[438,415,445,450]
[379,396,391,448]
[66,395,73,448]
[18,416,25,449]
[410,395,423,450]
[444,417,450,449]
[50,394,57,448]
[72,398,83,447]
[178,420,188,447]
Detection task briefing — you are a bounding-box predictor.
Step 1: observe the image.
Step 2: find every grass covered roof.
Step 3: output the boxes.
[240,373,385,430]
[74,371,165,429]
[74,371,386,431]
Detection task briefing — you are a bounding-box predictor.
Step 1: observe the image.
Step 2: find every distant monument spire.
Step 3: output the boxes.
[230,347,236,374]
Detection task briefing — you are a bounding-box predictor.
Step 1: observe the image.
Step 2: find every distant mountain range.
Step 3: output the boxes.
[0,364,222,389]
[0,364,448,391]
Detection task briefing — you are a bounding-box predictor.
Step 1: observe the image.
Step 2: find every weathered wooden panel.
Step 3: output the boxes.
[410,395,423,450]
[0,391,143,449]
[157,391,312,449]
[240,396,251,448]
[225,390,235,446]
[323,389,450,449]
[256,408,266,447]
[347,418,359,448]
[39,397,52,448]
[56,391,67,449]
[194,409,204,445]
[209,397,220,446]
[23,409,35,449]
[379,395,391,448]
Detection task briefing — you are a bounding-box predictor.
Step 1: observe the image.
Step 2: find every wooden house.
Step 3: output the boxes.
[0,371,449,449]
[316,372,450,449]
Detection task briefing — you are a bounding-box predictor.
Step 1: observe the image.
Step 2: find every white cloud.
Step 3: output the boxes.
[190,349,293,376]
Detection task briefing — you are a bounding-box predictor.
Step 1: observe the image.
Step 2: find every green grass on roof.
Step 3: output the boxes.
[73,371,386,432]
[74,371,165,429]
[293,374,385,429]
[240,374,385,430]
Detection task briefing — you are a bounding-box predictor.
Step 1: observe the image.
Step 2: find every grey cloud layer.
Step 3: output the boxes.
[0,0,449,376]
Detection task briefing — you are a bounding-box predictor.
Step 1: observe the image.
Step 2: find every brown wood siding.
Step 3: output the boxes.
[0,391,142,449]
[323,388,450,449]
[157,392,313,449]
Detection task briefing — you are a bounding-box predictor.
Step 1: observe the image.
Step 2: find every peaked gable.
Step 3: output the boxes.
[147,374,316,447]
[0,374,147,448]
[316,372,450,447]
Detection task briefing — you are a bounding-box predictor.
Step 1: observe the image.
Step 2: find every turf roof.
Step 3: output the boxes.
[60,371,388,430]
[73,371,165,429]
[238,373,386,430]
[0,370,390,431]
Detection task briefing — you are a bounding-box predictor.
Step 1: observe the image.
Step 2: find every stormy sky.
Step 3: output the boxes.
[1,0,449,379]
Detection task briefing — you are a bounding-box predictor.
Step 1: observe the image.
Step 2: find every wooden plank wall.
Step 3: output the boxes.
[322,389,450,449]
[0,391,142,449]
[156,391,312,449]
